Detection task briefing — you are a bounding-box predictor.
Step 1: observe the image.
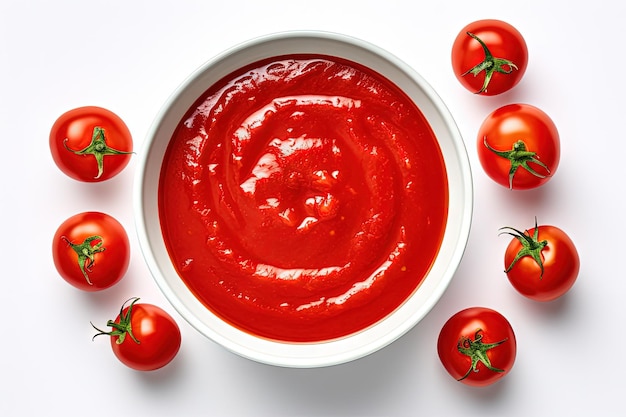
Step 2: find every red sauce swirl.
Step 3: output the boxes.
[159,55,448,342]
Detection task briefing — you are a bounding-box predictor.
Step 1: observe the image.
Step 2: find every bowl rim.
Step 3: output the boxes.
[134,30,473,368]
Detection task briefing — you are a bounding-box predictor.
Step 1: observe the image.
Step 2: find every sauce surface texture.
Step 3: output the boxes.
[159,55,449,342]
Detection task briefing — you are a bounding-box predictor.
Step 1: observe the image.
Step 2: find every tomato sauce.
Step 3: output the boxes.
[159,55,448,342]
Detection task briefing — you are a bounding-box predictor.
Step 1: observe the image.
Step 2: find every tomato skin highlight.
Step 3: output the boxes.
[108,302,181,371]
[503,223,580,302]
[49,106,133,182]
[477,104,560,190]
[451,19,528,95]
[52,212,130,291]
[438,307,516,387]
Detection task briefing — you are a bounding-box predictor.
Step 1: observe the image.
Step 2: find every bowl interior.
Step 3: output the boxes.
[134,31,472,368]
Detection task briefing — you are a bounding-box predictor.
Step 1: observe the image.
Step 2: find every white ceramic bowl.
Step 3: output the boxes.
[134,31,473,368]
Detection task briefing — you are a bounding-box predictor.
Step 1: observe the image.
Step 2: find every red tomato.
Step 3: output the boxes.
[438,307,516,387]
[92,298,182,371]
[52,212,130,291]
[50,106,133,182]
[452,19,528,95]
[501,218,580,302]
[477,103,560,190]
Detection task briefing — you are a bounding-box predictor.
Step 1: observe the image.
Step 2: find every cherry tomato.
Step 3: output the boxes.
[501,218,580,302]
[50,106,133,182]
[92,298,182,371]
[438,307,516,387]
[52,212,130,291]
[451,19,528,95]
[477,103,560,190]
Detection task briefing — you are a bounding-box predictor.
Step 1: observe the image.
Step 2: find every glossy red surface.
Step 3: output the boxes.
[159,55,448,342]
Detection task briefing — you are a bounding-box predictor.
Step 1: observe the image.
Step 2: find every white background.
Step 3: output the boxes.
[1,1,623,416]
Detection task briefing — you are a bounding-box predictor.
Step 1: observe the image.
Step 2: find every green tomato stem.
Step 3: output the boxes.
[457,328,508,381]
[499,217,548,278]
[462,32,519,94]
[91,297,141,345]
[484,137,550,189]
[63,126,133,179]
[62,235,105,285]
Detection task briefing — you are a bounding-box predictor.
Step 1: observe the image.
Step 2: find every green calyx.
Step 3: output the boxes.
[62,235,105,285]
[462,31,519,94]
[500,217,548,278]
[457,328,508,381]
[91,297,141,345]
[484,137,550,189]
[64,126,133,179]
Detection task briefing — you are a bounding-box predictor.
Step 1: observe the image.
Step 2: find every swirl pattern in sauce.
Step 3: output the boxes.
[159,55,448,342]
